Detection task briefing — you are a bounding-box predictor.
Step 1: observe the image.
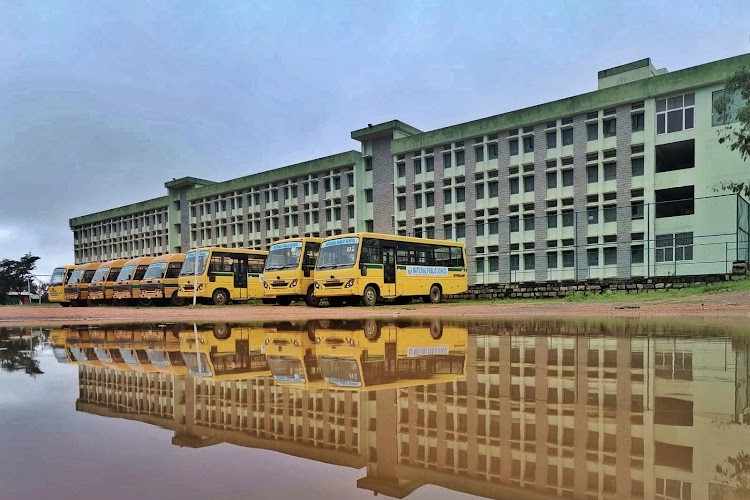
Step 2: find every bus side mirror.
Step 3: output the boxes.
[304,268,311,278]
[208,274,216,282]
[360,264,367,277]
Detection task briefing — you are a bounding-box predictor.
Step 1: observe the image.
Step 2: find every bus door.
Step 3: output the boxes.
[382,246,396,296]
[234,257,248,298]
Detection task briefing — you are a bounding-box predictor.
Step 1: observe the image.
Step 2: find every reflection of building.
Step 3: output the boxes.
[69,321,750,499]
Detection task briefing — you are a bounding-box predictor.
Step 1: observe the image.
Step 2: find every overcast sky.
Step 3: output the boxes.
[2,0,749,279]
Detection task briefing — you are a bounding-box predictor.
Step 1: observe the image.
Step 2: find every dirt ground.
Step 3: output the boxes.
[1,290,749,327]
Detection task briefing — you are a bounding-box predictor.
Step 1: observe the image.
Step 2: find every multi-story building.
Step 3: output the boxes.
[70,54,750,284]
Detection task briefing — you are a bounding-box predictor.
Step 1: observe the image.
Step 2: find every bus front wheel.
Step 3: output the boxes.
[362,285,379,307]
[277,296,292,306]
[304,286,320,307]
[212,289,229,306]
[170,292,185,307]
[428,285,443,304]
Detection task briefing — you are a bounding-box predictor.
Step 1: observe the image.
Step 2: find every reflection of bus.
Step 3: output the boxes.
[88,259,128,303]
[314,321,468,390]
[263,325,324,387]
[64,262,102,306]
[111,326,186,373]
[313,232,468,306]
[48,265,75,306]
[178,247,269,305]
[49,328,100,364]
[179,325,270,379]
[262,237,323,306]
[140,253,186,306]
[113,256,155,305]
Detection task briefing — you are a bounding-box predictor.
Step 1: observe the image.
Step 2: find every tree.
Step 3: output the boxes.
[714,67,750,197]
[0,253,40,304]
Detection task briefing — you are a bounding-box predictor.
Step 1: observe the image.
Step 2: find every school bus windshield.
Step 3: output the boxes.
[180,250,209,276]
[182,352,212,377]
[265,241,303,271]
[316,237,359,270]
[49,268,68,286]
[267,356,307,383]
[318,357,361,387]
[143,262,166,280]
[116,265,136,281]
[67,270,84,285]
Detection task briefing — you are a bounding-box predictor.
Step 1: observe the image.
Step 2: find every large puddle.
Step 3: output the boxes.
[3,318,750,499]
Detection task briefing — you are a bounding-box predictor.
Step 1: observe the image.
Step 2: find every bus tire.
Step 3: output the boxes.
[430,321,443,340]
[328,297,345,307]
[261,298,275,305]
[362,285,379,307]
[212,289,229,306]
[304,286,320,307]
[213,323,231,340]
[364,320,380,340]
[394,296,411,305]
[276,296,292,306]
[170,292,185,307]
[60,302,70,307]
[428,284,443,304]
[137,298,153,307]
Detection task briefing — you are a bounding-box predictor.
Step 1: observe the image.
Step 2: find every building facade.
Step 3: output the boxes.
[70,54,750,284]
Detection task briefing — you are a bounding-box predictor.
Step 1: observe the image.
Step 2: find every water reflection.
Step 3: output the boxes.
[0,327,46,376]
[47,320,750,499]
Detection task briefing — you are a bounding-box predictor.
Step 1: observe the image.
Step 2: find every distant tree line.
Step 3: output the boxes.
[0,253,40,305]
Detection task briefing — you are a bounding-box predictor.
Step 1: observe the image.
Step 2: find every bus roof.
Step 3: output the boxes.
[74,261,103,271]
[122,255,155,267]
[148,253,185,263]
[321,232,465,248]
[96,258,129,268]
[188,246,269,256]
[270,236,324,245]
[53,264,77,271]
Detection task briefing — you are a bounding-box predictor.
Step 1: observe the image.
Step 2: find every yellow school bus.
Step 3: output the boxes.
[262,324,324,388]
[64,261,102,306]
[179,325,270,379]
[262,237,323,306]
[88,259,129,303]
[178,247,268,305]
[112,256,155,305]
[140,253,186,306]
[313,232,468,306]
[47,265,75,306]
[50,328,101,364]
[313,321,468,390]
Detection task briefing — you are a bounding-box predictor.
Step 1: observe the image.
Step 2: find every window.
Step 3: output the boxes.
[523,213,535,231]
[603,205,617,223]
[443,153,452,169]
[632,157,644,176]
[655,139,695,173]
[655,234,673,262]
[365,189,373,203]
[562,128,574,146]
[396,162,406,178]
[397,197,406,212]
[546,171,557,189]
[425,191,434,207]
[365,157,373,171]
[488,219,499,235]
[587,248,599,266]
[455,223,466,239]
[547,211,558,228]
[426,157,434,172]
[509,178,519,194]
[603,162,617,181]
[546,131,557,149]
[475,146,484,162]
[524,253,535,270]
[488,181,499,198]
[488,143,498,160]
[675,232,694,261]
[509,217,519,233]
[523,135,534,153]
[456,187,465,203]
[414,158,422,174]
[587,165,598,183]
[476,221,485,236]
[562,250,574,268]
[631,201,644,220]
[632,112,645,132]
[509,139,519,156]
[476,184,485,199]
[443,224,452,239]
[415,194,423,209]
[604,247,617,265]
[587,206,599,224]
[510,254,520,271]
[655,186,694,218]
[603,118,616,137]
[587,122,598,141]
[547,252,558,269]
[456,150,465,166]
[488,256,499,272]
[444,189,452,204]
[656,93,695,134]
[523,175,534,192]
[562,210,574,227]
[631,245,644,264]
[562,169,574,187]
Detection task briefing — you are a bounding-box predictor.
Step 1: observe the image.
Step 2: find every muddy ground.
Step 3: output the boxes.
[1,289,749,327]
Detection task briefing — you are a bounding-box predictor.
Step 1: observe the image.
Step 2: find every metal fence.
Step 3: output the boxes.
[405,193,750,285]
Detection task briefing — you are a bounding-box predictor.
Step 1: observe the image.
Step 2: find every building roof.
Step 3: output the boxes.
[351,120,422,142]
[69,196,170,227]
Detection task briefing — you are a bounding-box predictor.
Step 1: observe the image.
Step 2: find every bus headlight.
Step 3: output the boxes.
[315,336,321,344]
[263,282,270,289]
[314,282,321,289]
[291,339,299,347]
[196,284,204,292]
[345,337,355,346]
[344,279,355,288]
[289,280,297,288]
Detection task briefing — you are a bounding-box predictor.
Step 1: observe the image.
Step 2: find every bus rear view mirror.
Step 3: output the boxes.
[360,264,367,277]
